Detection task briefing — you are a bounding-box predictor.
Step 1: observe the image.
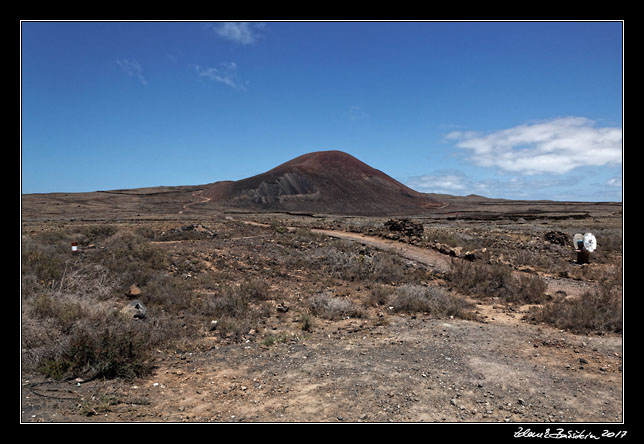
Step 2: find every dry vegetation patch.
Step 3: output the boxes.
[447,260,548,305]
[526,268,623,334]
[308,291,366,320]
[21,209,622,395]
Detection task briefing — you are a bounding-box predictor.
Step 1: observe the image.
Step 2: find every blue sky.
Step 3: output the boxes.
[21,21,623,201]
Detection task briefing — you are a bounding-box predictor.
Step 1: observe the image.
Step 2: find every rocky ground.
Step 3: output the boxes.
[22,311,622,423]
[20,190,624,425]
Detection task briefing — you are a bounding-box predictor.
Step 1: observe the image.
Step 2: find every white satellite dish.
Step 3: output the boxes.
[583,233,597,253]
[573,232,596,264]
[573,233,584,250]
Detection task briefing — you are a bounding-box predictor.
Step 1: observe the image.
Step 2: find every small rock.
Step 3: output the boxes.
[120,300,147,319]
[127,284,141,297]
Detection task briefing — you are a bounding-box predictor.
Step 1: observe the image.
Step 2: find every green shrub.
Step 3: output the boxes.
[37,357,74,381]
[270,222,288,234]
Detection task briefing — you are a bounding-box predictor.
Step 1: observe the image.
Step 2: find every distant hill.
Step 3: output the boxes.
[203,150,443,215]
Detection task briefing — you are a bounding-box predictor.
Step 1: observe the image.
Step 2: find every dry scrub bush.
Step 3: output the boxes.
[77,224,119,243]
[142,274,195,313]
[367,285,392,307]
[448,260,547,304]
[276,231,427,284]
[21,233,70,287]
[389,284,475,319]
[21,228,175,380]
[200,281,272,341]
[310,241,422,283]
[309,291,365,320]
[527,289,622,334]
[36,319,153,381]
[510,248,570,275]
[526,268,622,334]
[595,228,622,255]
[22,289,157,381]
[23,285,157,381]
[100,231,167,291]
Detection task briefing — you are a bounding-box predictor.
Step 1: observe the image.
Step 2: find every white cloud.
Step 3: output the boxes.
[407,171,472,194]
[195,62,246,90]
[116,59,147,85]
[446,117,622,175]
[209,22,264,45]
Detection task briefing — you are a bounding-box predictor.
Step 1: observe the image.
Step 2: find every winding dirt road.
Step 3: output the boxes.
[179,190,211,214]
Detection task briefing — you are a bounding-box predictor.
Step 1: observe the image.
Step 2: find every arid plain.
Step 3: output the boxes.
[21,154,623,423]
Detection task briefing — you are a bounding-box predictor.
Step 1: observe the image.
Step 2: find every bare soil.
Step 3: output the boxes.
[20,188,623,424]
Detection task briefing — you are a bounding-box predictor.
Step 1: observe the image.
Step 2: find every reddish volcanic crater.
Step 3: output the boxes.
[203,150,442,215]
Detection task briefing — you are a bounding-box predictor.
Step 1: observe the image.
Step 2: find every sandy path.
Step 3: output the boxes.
[310,228,453,272]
